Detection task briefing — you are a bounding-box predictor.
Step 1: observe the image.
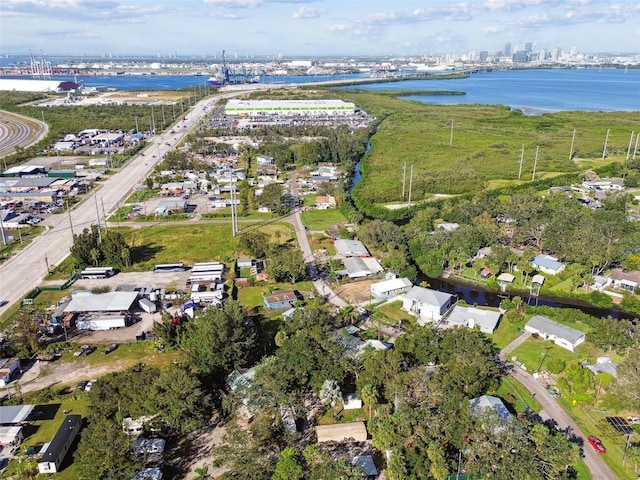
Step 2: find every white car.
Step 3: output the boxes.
[628,416,640,425]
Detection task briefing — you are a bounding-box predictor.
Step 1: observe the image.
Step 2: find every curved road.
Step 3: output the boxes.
[0,91,242,315]
[0,110,48,158]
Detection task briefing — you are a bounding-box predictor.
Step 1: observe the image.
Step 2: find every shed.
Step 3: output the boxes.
[0,426,23,445]
[316,421,368,443]
[524,315,586,352]
[342,393,363,410]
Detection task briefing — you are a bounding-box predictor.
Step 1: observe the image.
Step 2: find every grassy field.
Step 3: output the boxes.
[236,281,315,310]
[493,375,541,414]
[340,89,640,203]
[300,209,348,231]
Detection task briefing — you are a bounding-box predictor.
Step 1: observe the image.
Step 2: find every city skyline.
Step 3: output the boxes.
[1,0,639,57]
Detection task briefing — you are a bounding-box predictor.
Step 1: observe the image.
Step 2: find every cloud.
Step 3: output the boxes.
[1,0,167,21]
[202,0,319,7]
[292,7,325,19]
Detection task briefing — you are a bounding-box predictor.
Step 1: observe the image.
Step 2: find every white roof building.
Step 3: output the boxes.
[370,277,413,299]
[334,239,369,257]
[524,315,586,352]
[64,291,139,313]
[447,305,502,334]
[401,286,455,326]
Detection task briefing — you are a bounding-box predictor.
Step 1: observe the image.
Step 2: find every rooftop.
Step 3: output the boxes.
[526,315,585,344]
[403,286,453,308]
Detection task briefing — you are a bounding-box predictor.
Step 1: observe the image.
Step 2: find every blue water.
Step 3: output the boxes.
[348,68,640,113]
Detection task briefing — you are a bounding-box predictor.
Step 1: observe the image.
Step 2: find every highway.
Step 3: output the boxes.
[0,91,241,314]
[0,110,48,159]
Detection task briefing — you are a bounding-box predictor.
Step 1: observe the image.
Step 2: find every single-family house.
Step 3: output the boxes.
[236,258,253,269]
[524,315,586,352]
[0,358,21,387]
[469,395,511,430]
[370,277,413,299]
[256,155,274,166]
[334,239,370,258]
[401,286,455,326]
[476,246,492,259]
[341,257,384,279]
[497,273,515,292]
[531,254,565,275]
[315,195,337,209]
[263,290,298,310]
[607,268,640,293]
[351,455,378,477]
[446,305,502,334]
[38,415,82,475]
[316,422,368,443]
[480,268,492,279]
[585,357,618,378]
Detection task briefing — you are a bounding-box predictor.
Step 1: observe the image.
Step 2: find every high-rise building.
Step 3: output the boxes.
[479,51,488,62]
[525,42,533,52]
[504,42,512,57]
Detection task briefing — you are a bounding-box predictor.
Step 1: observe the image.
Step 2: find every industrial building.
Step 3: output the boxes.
[224,99,356,117]
[63,291,139,330]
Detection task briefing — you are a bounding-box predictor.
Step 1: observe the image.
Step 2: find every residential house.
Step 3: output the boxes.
[0,358,21,387]
[236,258,253,269]
[316,422,368,443]
[531,254,565,275]
[446,305,502,334]
[334,239,370,258]
[524,315,586,352]
[351,455,378,477]
[263,290,298,310]
[341,257,384,280]
[37,415,82,475]
[155,199,187,216]
[256,155,274,166]
[607,268,640,293]
[496,273,515,292]
[401,286,455,325]
[370,277,413,299]
[475,246,492,259]
[315,195,337,209]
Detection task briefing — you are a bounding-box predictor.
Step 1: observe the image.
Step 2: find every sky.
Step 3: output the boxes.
[1,0,639,58]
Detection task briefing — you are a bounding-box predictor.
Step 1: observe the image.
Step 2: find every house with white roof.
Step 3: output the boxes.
[401,286,455,325]
[341,257,383,279]
[446,305,502,334]
[524,315,585,352]
[370,277,413,299]
[334,239,370,257]
[531,254,565,275]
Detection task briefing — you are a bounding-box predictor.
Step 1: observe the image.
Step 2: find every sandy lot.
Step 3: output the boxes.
[332,278,376,305]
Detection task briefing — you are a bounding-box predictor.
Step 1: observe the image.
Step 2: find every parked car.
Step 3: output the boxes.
[74,345,96,357]
[102,344,118,355]
[77,380,89,391]
[627,416,640,425]
[588,435,606,453]
[85,380,95,391]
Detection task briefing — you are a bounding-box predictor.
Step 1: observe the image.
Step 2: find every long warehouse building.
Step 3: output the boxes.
[224,99,356,117]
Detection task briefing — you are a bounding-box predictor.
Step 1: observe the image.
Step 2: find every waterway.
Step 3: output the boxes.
[342,68,640,113]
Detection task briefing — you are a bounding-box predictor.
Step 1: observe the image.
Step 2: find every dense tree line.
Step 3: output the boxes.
[238,231,307,284]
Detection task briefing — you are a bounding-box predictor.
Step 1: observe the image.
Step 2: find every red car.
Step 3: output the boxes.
[588,435,606,453]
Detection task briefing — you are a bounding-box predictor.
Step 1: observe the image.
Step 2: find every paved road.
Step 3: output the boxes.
[0,91,243,315]
[0,110,48,158]
[500,340,617,479]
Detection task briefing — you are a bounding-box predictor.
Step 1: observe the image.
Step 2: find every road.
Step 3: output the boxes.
[0,110,48,158]
[0,90,243,315]
[500,340,617,480]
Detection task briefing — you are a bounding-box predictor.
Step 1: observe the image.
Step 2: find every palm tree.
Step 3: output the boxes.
[194,465,211,480]
[360,384,378,419]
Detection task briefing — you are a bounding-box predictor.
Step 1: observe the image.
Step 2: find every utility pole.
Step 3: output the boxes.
[45,254,50,274]
[626,131,635,163]
[66,199,74,237]
[135,116,139,133]
[94,194,102,243]
[569,128,576,161]
[402,162,406,199]
[602,128,610,160]
[449,120,454,147]
[634,133,639,160]
[532,146,539,181]
[518,144,524,179]
[101,198,108,232]
[0,213,6,246]
[407,164,413,206]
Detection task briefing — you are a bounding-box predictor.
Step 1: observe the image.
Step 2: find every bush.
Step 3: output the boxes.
[546,357,566,374]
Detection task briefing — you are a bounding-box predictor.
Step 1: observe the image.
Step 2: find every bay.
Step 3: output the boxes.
[349,68,640,113]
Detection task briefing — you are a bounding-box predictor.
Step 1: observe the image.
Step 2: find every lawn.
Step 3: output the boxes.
[236,281,315,311]
[493,375,541,414]
[509,336,583,374]
[373,300,414,325]
[300,209,348,232]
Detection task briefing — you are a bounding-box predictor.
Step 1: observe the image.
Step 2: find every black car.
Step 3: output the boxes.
[102,344,118,355]
[77,380,89,391]
[81,346,97,356]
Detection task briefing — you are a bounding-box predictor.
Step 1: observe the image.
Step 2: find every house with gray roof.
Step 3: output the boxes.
[401,286,455,326]
[446,305,502,334]
[470,395,511,432]
[531,254,565,275]
[524,315,585,352]
[334,239,369,257]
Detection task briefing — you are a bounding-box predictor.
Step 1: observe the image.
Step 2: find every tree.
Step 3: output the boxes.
[267,247,306,284]
[238,231,271,258]
[181,301,257,382]
[610,348,640,411]
[11,307,44,356]
[70,225,101,267]
[319,379,342,417]
[261,183,286,214]
[272,447,304,480]
[75,417,142,480]
[360,383,378,418]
